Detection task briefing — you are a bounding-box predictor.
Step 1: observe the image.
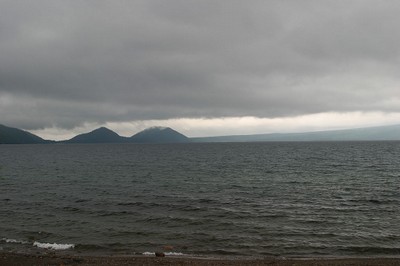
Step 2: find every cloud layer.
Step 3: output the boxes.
[1,0,400,132]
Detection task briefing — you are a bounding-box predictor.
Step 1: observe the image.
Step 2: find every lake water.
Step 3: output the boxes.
[0,142,399,258]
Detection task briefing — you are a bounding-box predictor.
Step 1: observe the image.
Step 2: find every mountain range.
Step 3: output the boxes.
[63,126,189,144]
[1,123,400,144]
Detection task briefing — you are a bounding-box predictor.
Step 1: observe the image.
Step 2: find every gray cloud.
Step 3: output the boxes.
[1,0,400,130]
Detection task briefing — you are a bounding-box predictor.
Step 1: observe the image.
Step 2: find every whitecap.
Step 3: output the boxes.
[1,238,29,244]
[142,251,185,256]
[33,241,75,250]
[142,251,155,256]
[165,252,185,256]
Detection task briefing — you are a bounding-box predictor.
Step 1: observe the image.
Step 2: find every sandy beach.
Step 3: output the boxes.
[1,253,400,266]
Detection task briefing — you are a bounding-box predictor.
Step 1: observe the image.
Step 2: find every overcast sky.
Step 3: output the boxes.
[1,0,400,140]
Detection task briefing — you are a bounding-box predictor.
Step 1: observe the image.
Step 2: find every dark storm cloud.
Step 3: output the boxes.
[1,0,400,129]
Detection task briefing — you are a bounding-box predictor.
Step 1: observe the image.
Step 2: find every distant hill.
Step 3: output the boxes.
[0,124,50,144]
[192,124,400,142]
[63,127,127,143]
[129,127,189,143]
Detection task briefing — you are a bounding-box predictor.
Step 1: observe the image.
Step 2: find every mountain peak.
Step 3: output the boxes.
[130,126,189,143]
[141,126,169,132]
[65,127,125,143]
[92,127,115,133]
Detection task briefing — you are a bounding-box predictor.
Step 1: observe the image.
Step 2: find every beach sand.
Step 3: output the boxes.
[1,253,400,266]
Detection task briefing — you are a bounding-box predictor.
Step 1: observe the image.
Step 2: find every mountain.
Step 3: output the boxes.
[2,123,400,144]
[129,127,189,143]
[64,126,189,144]
[0,124,50,144]
[64,127,127,143]
[192,124,400,142]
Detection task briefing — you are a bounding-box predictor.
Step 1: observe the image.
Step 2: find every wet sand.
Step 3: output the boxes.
[1,253,400,266]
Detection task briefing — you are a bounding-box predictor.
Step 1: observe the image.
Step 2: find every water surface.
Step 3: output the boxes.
[1,142,399,257]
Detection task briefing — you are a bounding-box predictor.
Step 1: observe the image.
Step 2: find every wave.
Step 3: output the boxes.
[142,252,154,256]
[2,238,74,251]
[33,241,75,250]
[165,252,185,256]
[1,238,29,244]
[143,251,185,256]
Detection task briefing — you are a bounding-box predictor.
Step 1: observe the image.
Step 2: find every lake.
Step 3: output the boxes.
[0,142,399,258]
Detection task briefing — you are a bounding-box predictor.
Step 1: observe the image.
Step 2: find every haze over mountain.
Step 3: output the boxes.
[0,124,50,144]
[193,124,400,142]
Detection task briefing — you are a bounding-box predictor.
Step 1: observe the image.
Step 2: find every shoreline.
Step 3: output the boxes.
[1,252,400,266]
